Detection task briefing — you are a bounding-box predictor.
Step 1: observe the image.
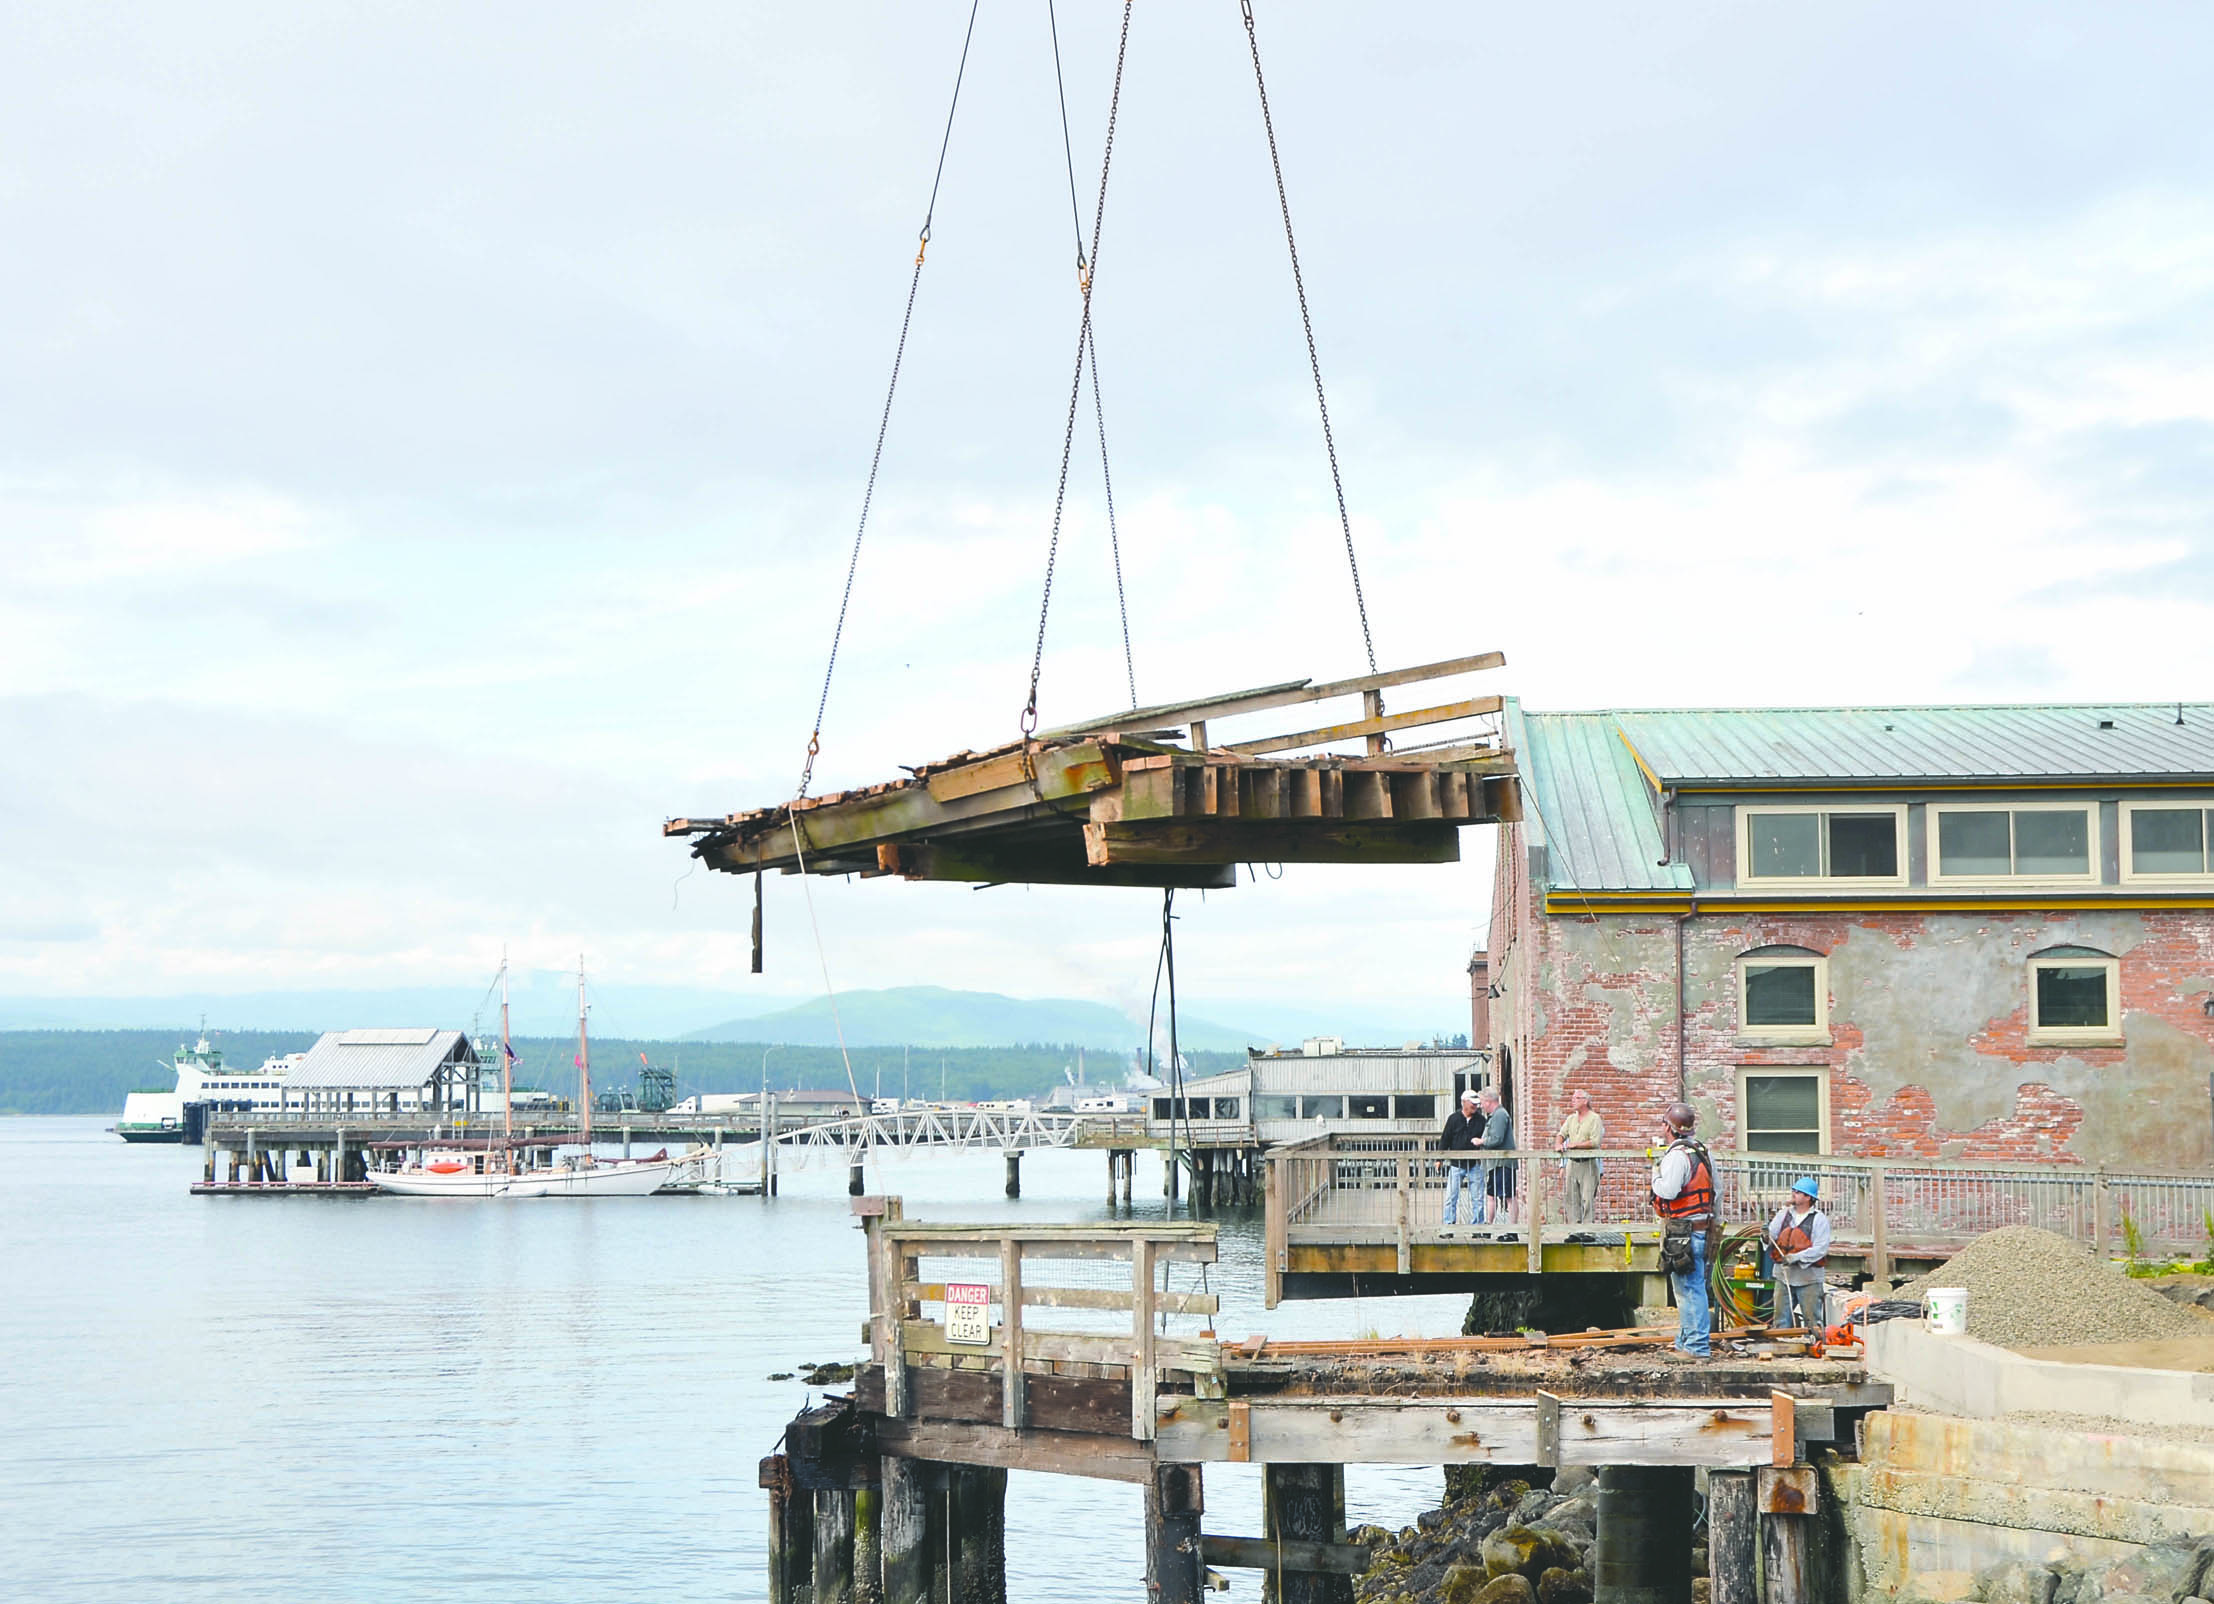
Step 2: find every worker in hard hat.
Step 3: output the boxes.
[1649,1102,1716,1358]
[1764,1177,1831,1333]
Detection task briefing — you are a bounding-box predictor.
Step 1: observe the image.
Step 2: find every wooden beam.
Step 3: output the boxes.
[925,742,1116,803]
[873,1418,1157,1483]
[1042,651,1505,740]
[1085,819,1460,867]
[879,841,1234,890]
[1199,1535,1370,1577]
[1151,1396,1776,1468]
[1226,696,1505,757]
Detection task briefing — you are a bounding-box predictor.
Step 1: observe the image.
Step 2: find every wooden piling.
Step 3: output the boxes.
[1758,1466,1819,1604]
[1004,1152,1020,1199]
[1706,1470,1756,1604]
[1594,1464,1693,1604]
[1147,1463,1205,1604]
[1263,1463,1352,1604]
[947,1464,1007,1604]
[849,1158,866,1197]
[880,1455,937,1604]
[762,1454,814,1604]
[852,1485,882,1604]
[814,1487,856,1604]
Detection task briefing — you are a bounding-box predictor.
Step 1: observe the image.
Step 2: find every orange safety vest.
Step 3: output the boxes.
[1773,1209,1826,1267]
[1653,1139,1715,1221]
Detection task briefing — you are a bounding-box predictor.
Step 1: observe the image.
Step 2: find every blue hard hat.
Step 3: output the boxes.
[1792,1176,1819,1198]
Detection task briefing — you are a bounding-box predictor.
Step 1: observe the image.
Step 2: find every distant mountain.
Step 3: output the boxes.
[685,986,1269,1052]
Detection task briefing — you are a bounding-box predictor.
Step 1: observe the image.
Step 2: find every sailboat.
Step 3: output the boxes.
[371,956,693,1198]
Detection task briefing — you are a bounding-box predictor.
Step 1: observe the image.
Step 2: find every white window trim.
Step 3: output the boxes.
[1735,954,1829,1044]
[1734,804,1908,890]
[2027,956,2123,1046]
[1735,1066,1831,1157]
[1929,801,2103,888]
[2119,799,2214,887]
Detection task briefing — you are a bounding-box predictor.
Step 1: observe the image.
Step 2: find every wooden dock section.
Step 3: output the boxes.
[667,652,1516,893]
[762,1198,1887,1603]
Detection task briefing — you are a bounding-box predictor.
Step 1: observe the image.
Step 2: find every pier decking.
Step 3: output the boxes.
[764,1198,1886,1602]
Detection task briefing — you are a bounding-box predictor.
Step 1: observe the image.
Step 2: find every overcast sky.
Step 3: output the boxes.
[4,3,2211,1028]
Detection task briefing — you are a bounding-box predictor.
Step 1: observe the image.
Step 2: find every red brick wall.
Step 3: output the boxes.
[1506,888,2214,1172]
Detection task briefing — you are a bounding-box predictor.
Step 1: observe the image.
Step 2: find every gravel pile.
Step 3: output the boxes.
[1896,1225,2206,1350]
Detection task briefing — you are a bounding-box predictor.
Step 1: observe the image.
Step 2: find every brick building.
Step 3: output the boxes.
[1486,701,2214,1172]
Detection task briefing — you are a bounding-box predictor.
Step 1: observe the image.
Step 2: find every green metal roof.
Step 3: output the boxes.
[1509,703,1691,894]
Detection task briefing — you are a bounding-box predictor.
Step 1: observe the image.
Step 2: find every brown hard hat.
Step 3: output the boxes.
[1663,1101,1697,1131]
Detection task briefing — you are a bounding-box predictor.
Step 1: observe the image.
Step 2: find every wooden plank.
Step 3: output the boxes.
[1228,1399,1251,1464]
[1758,1465,1820,1515]
[1133,1238,1158,1441]
[887,1222,1217,1246]
[1535,1391,1562,1469]
[894,1321,1217,1372]
[1226,696,1505,757]
[1199,1535,1369,1577]
[910,1282,1219,1317]
[1001,1239,1024,1430]
[920,745,1065,803]
[1041,652,1504,740]
[887,839,1235,890]
[1770,1391,1795,1469]
[1151,1397,1775,1469]
[1708,1471,1758,1604]
[1342,772,1392,821]
[874,1418,1158,1484]
[1089,819,1458,867]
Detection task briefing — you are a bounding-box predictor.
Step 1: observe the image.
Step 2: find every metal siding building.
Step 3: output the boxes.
[282,1028,481,1114]
[1143,1047,1491,1147]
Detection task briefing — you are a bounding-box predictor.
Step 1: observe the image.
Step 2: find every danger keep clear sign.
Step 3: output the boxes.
[944,1282,991,1346]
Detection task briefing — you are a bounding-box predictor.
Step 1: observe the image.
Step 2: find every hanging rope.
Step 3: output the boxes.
[797,0,983,801]
[1049,0,1138,709]
[1022,0,1135,740]
[1238,0,1378,674]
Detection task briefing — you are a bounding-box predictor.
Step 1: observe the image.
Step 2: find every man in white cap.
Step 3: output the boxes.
[1765,1176,1831,1332]
[1440,1088,1483,1225]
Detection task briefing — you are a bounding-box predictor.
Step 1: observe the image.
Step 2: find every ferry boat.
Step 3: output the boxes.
[117,1033,307,1142]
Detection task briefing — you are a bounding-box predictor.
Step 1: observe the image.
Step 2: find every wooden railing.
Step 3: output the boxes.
[856,1197,1222,1441]
[1267,1135,2214,1288]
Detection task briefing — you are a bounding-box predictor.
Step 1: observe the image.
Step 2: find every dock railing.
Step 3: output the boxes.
[1266,1134,2214,1295]
[856,1197,1222,1441]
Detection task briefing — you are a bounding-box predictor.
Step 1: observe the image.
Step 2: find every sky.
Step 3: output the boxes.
[3,2,2212,1035]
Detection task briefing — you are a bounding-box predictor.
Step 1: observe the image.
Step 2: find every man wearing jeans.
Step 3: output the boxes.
[1649,1101,1716,1359]
[1440,1089,1482,1224]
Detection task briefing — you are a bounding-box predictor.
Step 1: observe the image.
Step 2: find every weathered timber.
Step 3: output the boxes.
[1226,695,1504,756]
[1153,1395,1778,1469]
[1759,1466,1819,1604]
[947,1465,1007,1604]
[877,839,1233,890]
[1043,652,1506,739]
[874,1417,1158,1483]
[813,1488,856,1604]
[1264,1463,1352,1604]
[858,1361,1133,1437]
[764,1455,815,1604]
[1706,1470,1757,1604]
[880,1456,935,1604]
[1595,1464,1694,1604]
[1148,1464,1205,1604]
[1084,818,1459,866]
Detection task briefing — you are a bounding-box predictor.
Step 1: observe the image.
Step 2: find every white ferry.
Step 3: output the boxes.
[117,1034,307,1142]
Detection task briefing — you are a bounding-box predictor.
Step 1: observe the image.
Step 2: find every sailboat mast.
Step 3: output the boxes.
[577,956,592,1150]
[499,952,514,1172]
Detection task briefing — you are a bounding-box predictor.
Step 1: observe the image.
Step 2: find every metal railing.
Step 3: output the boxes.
[1265,1135,2214,1286]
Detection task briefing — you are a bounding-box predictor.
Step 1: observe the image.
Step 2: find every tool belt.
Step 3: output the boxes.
[1658,1215,1715,1274]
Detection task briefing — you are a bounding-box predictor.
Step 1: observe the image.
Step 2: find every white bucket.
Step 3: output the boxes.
[1925,1286,1968,1336]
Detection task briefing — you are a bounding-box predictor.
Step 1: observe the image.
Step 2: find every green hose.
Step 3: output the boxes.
[1708,1225,1769,1328]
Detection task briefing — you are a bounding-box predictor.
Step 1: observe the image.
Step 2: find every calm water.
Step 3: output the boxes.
[1,1118,1471,1602]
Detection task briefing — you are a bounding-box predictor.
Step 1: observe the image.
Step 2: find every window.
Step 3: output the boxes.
[1348,1094,1391,1119]
[1301,1095,1345,1120]
[1210,1098,1240,1120]
[1394,1095,1437,1120]
[2028,950,2121,1044]
[1736,949,1828,1042]
[1256,1095,1300,1121]
[2123,803,2214,880]
[1932,805,2097,883]
[1739,1070,1827,1155]
[1737,807,1904,886]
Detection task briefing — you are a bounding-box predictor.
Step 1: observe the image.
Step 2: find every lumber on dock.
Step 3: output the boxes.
[665,652,1515,888]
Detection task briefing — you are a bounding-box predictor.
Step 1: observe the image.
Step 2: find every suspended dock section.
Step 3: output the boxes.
[666,652,1516,891]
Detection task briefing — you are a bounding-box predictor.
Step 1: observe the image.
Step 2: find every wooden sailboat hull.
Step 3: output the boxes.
[371,1157,683,1198]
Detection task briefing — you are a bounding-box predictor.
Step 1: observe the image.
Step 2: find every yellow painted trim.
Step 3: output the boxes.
[1616,729,1663,794]
[1545,891,2214,916]
[1676,780,2214,794]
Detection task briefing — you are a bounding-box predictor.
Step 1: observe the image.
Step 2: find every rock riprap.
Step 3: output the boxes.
[1355,1474,1601,1604]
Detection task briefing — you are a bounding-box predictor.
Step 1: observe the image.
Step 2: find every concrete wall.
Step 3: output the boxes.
[1489,816,2214,1168]
[1833,1411,2214,1600]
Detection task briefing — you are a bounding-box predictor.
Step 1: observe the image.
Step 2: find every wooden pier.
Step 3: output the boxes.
[763,1198,1887,1602]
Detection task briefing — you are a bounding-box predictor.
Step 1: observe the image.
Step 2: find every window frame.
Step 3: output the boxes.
[2119,800,2214,886]
[1734,804,1908,890]
[1735,952,1830,1044]
[1735,1066,1830,1157]
[2027,955,2123,1046]
[1929,801,2102,887]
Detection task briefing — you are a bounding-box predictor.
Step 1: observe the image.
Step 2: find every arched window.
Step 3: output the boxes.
[2028,945,2121,1043]
[1736,944,1827,1041]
